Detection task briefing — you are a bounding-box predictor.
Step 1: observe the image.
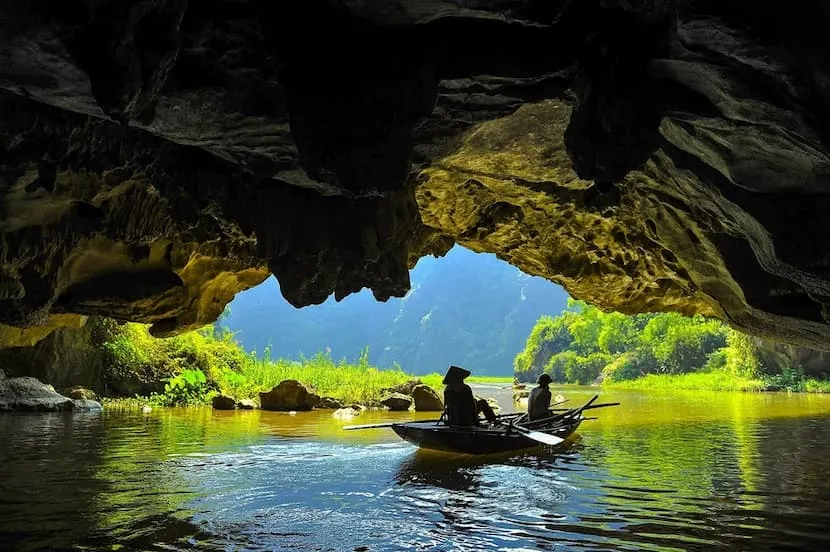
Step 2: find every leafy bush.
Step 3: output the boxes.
[156,369,210,406]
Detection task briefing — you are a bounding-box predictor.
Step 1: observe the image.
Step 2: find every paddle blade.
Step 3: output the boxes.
[522,429,564,446]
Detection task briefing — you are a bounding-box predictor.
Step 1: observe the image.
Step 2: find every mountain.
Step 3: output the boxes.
[220,246,570,376]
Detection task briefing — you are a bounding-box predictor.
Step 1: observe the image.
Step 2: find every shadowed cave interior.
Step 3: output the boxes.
[1,0,830,357]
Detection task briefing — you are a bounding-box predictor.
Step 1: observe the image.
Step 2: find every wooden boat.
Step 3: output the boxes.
[345,395,618,455]
[391,414,583,454]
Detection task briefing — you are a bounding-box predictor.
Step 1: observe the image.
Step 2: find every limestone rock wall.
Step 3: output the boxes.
[0,0,829,351]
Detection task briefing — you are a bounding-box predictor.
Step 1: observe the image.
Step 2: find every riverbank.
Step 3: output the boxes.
[97,322,515,409]
[601,370,830,393]
[101,370,513,409]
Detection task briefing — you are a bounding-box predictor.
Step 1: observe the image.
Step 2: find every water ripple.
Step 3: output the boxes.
[3,402,830,551]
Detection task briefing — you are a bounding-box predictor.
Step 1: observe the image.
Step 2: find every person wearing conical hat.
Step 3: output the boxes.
[442,365,498,426]
[528,373,553,421]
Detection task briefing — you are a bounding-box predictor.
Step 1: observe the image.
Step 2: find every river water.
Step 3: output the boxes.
[3,386,830,551]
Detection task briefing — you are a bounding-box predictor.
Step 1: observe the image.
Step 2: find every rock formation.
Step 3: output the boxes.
[380,393,413,412]
[1,1,830,349]
[411,384,444,412]
[259,380,320,411]
[211,394,236,410]
[0,369,103,412]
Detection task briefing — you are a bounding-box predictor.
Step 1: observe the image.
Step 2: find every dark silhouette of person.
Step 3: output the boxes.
[528,373,553,420]
[442,365,498,426]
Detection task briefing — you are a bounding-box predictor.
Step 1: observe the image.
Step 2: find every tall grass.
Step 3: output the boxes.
[221,351,423,404]
[104,323,445,405]
[605,370,766,392]
[804,379,830,393]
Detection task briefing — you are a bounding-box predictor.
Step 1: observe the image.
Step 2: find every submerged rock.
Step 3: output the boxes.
[72,399,103,411]
[259,380,320,411]
[237,399,257,410]
[380,393,413,411]
[211,395,236,410]
[411,385,443,412]
[333,404,366,420]
[0,376,101,412]
[316,396,344,409]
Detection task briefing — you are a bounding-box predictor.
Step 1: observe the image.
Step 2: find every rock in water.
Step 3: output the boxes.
[1,376,79,411]
[63,386,98,401]
[380,393,413,411]
[411,385,444,412]
[333,404,366,419]
[513,389,530,402]
[72,399,103,411]
[212,394,236,410]
[381,379,422,396]
[259,380,320,411]
[475,395,501,414]
[237,399,257,410]
[316,396,344,409]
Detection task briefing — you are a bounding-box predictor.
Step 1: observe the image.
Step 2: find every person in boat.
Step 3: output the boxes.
[528,373,553,421]
[442,365,499,426]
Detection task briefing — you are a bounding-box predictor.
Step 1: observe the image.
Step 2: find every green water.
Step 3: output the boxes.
[2,387,830,551]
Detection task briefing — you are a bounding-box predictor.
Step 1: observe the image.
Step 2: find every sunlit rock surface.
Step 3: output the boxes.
[1,1,830,348]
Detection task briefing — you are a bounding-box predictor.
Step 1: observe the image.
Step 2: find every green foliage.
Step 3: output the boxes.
[157,369,209,406]
[102,324,444,405]
[607,371,766,392]
[516,302,745,386]
[516,301,830,393]
[723,331,762,378]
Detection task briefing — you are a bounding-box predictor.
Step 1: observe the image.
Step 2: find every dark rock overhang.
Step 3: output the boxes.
[1,0,830,348]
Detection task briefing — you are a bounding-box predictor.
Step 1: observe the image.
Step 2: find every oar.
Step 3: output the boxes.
[559,395,600,421]
[343,422,402,430]
[551,401,617,411]
[582,402,619,411]
[509,424,565,446]
[344,411,521,431]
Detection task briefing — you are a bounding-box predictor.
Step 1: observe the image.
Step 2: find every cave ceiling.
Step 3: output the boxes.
[1,0,830,348]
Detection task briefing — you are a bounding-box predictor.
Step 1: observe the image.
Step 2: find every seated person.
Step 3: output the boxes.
[442,365,499,426]
[528,373,553,420]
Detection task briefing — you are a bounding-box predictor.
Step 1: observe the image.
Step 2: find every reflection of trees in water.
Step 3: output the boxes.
[583,415,830,551]
[0,410,273,551]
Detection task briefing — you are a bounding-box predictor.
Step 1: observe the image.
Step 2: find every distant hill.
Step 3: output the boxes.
[220,246,570,376]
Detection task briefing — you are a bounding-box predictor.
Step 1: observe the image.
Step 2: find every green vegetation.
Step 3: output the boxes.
[103,323,442,407]
[515,300,830,392]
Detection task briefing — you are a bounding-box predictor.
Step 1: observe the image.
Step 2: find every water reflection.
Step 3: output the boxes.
[3,390,830,551]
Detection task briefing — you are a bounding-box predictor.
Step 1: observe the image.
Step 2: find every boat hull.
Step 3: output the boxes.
[392,419,581,455]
